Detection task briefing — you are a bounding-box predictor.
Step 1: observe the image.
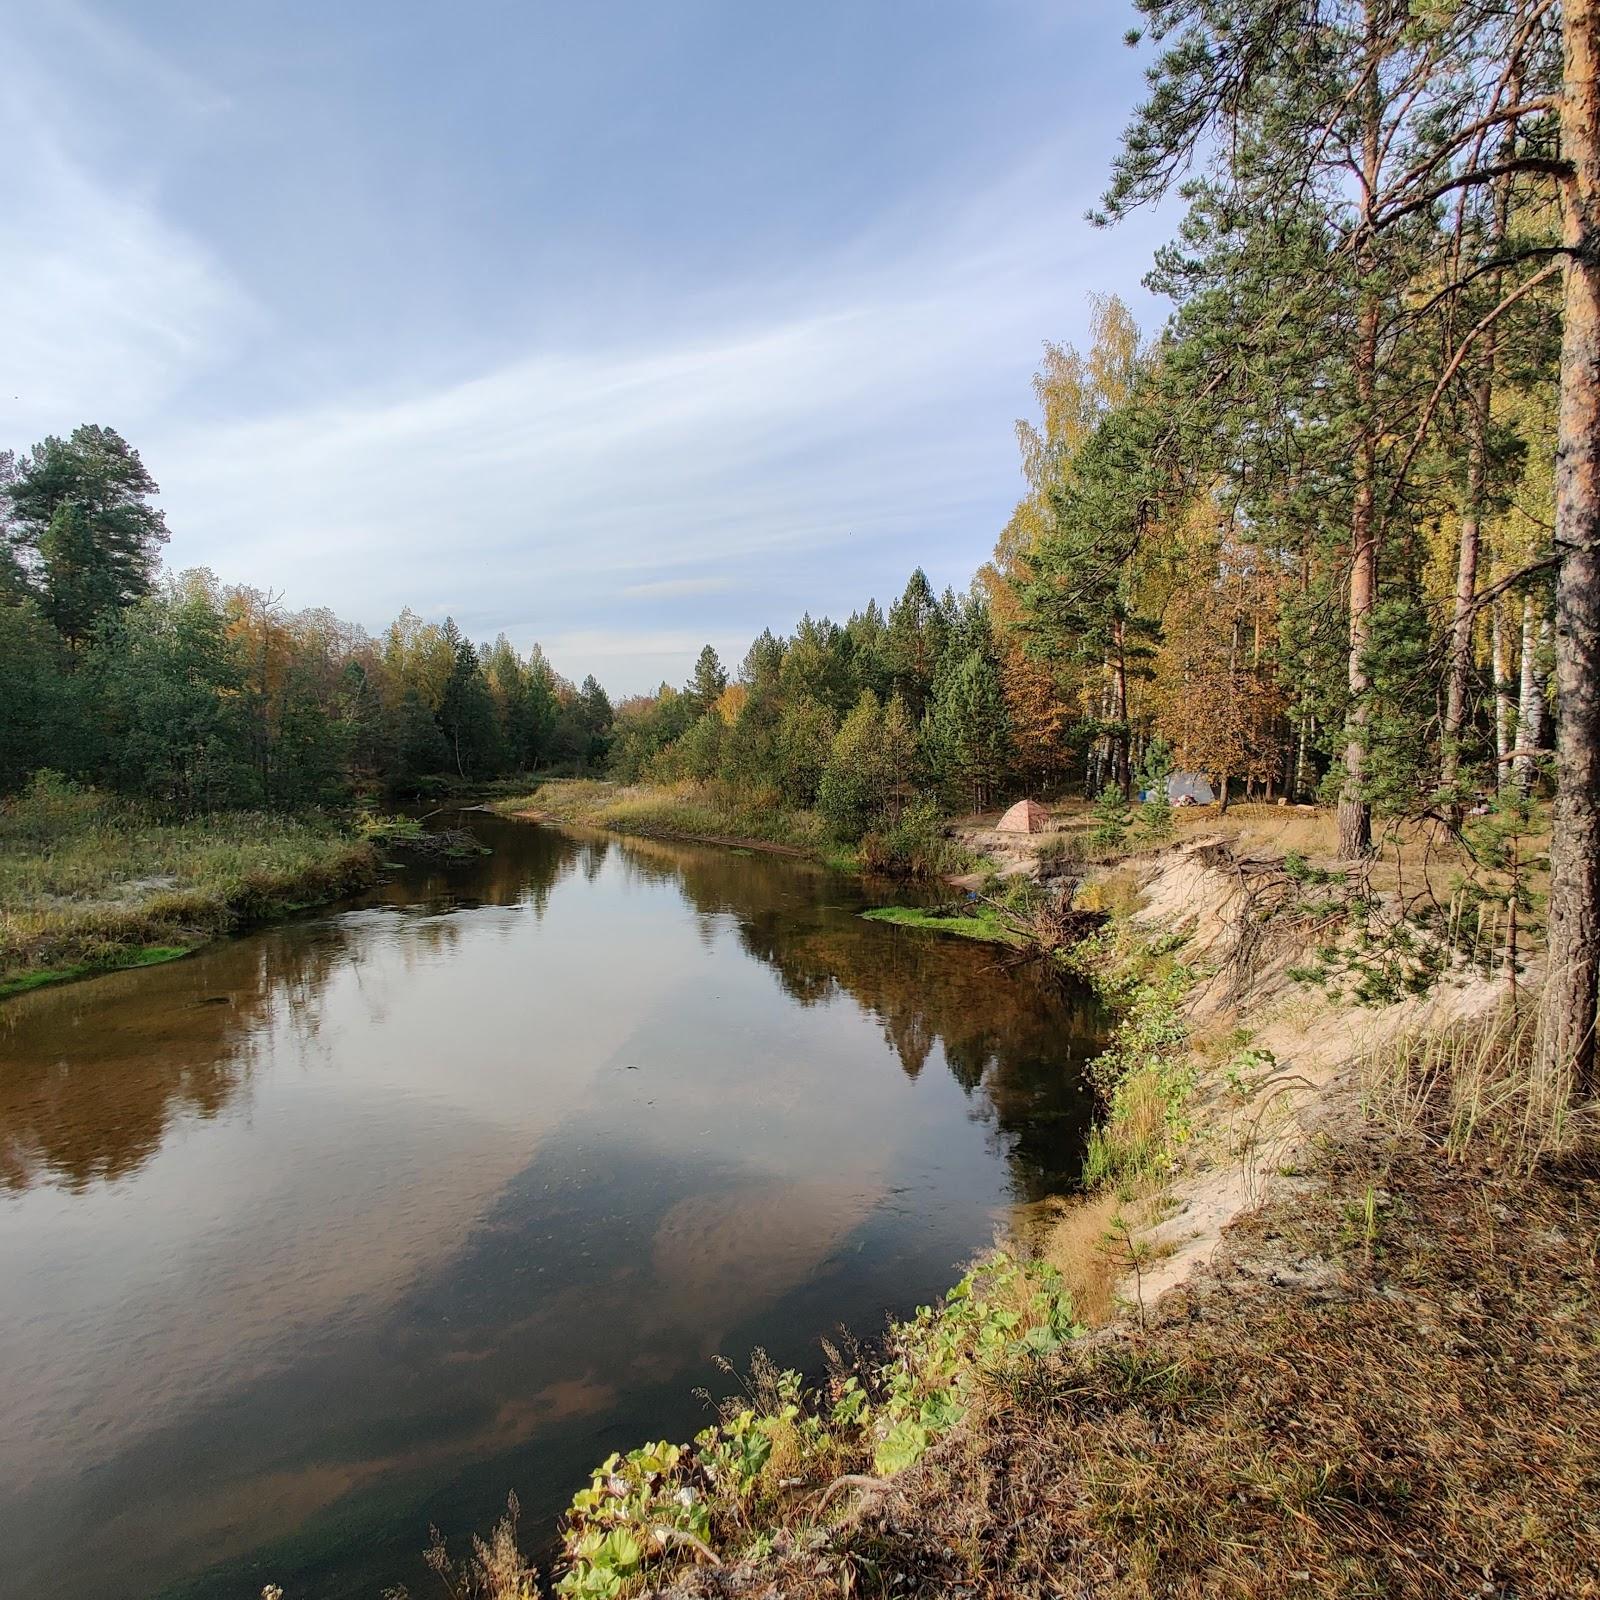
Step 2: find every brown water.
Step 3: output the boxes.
[0,813,1104,1600]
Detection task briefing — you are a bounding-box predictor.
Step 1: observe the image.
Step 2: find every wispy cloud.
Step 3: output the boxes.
[0,3,246,432]
[0,1,1169,694]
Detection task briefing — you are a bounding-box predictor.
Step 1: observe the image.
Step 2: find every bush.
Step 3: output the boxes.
[859,796,962,877]
[1089,784,1133,851]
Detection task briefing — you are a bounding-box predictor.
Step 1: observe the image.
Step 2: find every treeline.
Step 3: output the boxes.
[609,571,1013,836]
[0,427,616,805]
[6,3,1600,1090]
[613,3,1600,1091]
[1066,1,1596,1095]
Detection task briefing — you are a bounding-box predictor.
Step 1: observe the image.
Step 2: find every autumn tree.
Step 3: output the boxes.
[1150,550,1286,805]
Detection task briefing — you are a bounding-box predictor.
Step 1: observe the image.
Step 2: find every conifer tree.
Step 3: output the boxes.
[5,426,169,645]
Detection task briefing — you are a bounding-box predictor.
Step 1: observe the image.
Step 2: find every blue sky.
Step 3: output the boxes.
[2,0,1171,694]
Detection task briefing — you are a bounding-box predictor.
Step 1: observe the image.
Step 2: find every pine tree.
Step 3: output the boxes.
[925,649,1011,812]
[818,690,912,840]
[885,570,948,720]
[687,644,728,714]
[5,426,169,645]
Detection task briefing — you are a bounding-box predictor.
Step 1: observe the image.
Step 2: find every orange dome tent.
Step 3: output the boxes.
[997,798,1050,834]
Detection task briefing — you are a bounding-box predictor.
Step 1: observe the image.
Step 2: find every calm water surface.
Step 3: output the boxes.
[0,814,1104,1599]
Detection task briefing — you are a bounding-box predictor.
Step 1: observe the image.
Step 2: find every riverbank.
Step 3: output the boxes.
[657,837,1596,1597]
[433,813,1595,1599]
[493,778,969,878]
[494,778,830,853]
[0,778,381,997]
[659,1113,1599,1600]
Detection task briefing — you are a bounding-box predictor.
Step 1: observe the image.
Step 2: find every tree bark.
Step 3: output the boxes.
[1513,595,1547,793]
[1537,0,1600,1097]
[1339,290,1380,859]
[1443,93,1514,805]
[1440,394,1487,802]
[1492,597,1514,776]
[1114,621,1130,798]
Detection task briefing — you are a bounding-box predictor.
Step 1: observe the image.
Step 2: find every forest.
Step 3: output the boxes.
[4,1,1599,1088]
[0,425,616,807]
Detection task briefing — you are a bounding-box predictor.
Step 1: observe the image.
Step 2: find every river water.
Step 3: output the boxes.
[0,813,1104,1599]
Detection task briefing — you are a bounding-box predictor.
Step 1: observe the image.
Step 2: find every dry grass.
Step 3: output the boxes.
[1029,1188,1148,1328]
[0,779,378,993]
[1363,1007,1593,1169]
[494,779,831,856]
[666,1123,1600,1600]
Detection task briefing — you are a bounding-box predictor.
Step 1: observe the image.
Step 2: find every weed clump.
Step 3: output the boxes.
[546,1256,1079,1597]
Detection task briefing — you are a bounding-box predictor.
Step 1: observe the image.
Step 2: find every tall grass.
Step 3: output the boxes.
[0,775,378,993]
[1361,1007,1591,1167]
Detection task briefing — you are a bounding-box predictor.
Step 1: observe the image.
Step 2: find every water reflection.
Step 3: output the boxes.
[0,815,1102,1600]
[0,828,593,1196]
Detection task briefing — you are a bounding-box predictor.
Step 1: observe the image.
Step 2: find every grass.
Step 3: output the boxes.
[1362,1005,1593,1169]
[0,777,380,996]
[0,942,191,999]
[860,903,1026,946]
[1067,926,1197,1189]
[494,779,831,856]
[495,779,972,879]
[660,1120,1600,1600]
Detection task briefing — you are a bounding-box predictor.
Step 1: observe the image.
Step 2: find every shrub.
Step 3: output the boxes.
[1089,784,1133,851]
[859,796,962,877]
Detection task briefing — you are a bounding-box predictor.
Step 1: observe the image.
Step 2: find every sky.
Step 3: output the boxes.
[1,0,1173,696]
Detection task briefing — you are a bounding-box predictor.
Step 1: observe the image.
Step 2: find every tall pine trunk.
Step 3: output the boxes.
[1443,96,1514,805]
[1537,0,1600,1096]
[1113,617,1131,799]
[1441,388,1488,801]
[1339,292,1380,859]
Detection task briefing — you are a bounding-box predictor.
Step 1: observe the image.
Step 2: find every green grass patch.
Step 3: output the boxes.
[0,774,380,998]
[861,903,1025,947]
[0,942,193,999]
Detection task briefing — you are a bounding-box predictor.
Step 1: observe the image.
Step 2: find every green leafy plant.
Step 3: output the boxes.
[550,1255,1080,1596]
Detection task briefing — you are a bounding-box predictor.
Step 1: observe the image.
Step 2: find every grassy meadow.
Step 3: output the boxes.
[0,777,379,996]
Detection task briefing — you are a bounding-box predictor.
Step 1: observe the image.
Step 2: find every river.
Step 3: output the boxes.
[0,812,1104,1598]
